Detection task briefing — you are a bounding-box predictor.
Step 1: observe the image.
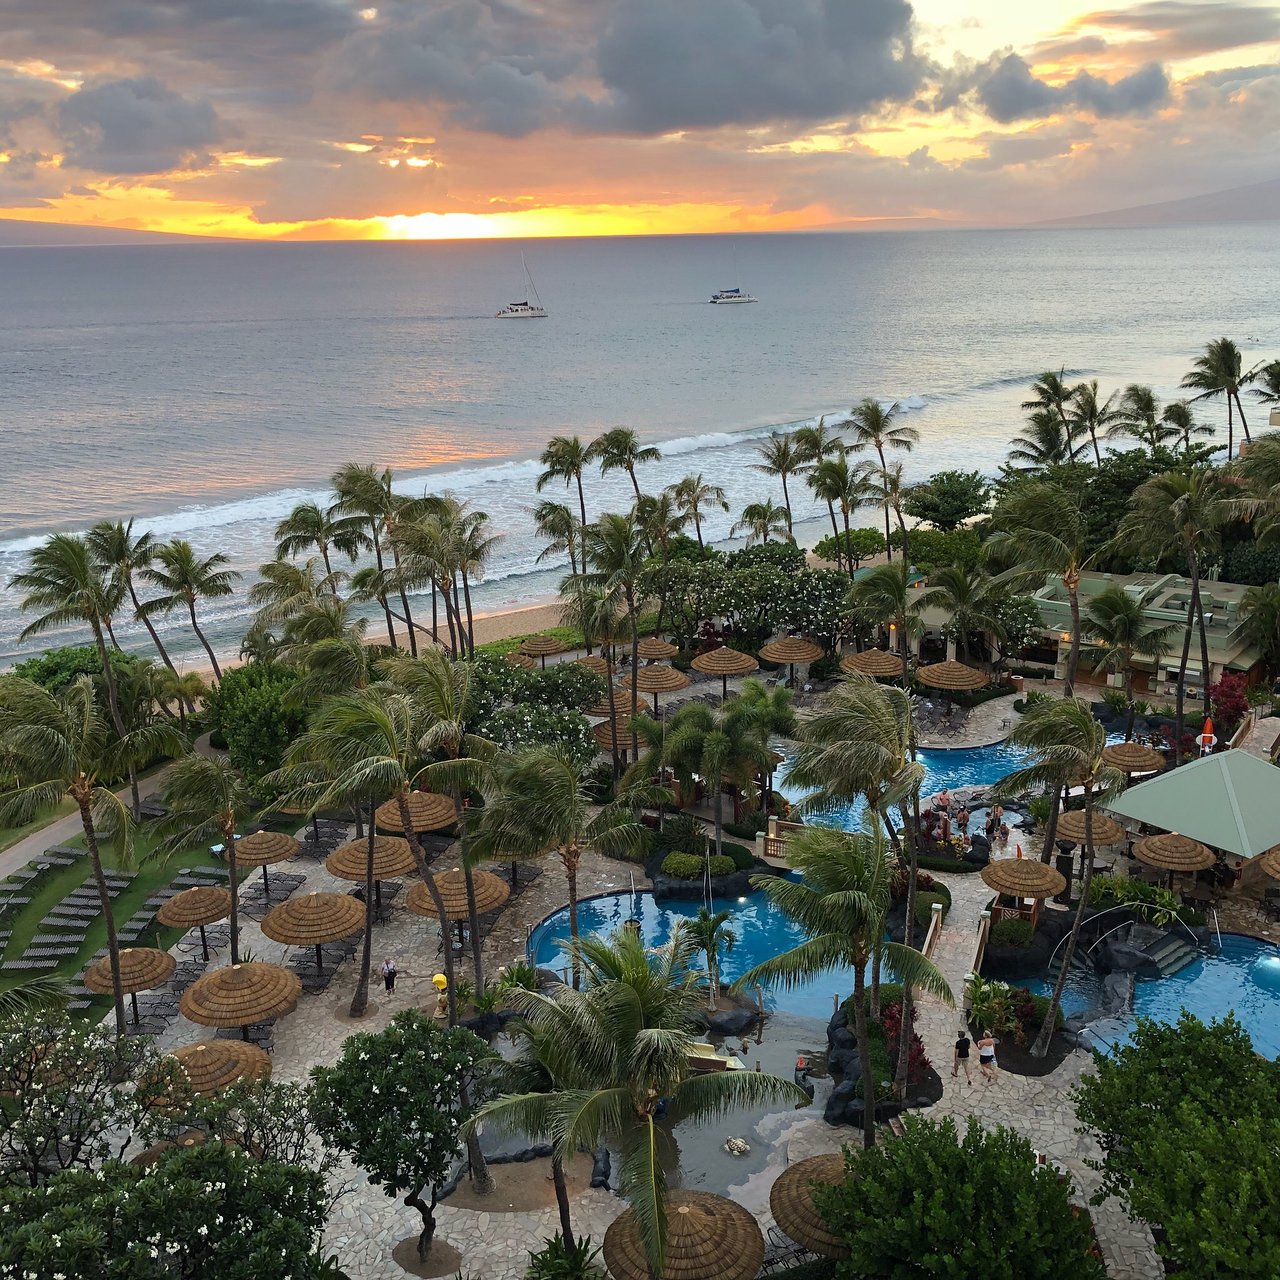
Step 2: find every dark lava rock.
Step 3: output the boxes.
[1097,941,1160,977]
[705,1007,757,1036]
[591,1146,611,1189]
[830,1024,856,1052]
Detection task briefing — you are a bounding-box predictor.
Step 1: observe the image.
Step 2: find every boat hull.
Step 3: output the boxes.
[495,309,547,318]
[709,296,756,304]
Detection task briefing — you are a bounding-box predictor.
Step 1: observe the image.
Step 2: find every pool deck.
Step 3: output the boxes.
[915,693,1022,749]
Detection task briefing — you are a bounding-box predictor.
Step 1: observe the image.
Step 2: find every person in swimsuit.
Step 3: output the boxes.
[953,1030,972,1083]
[977,1030,999,1081]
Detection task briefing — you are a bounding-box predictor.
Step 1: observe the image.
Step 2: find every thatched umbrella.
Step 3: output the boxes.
[593,720,639,755]
[760,636,824,686]
[575,654,610,677]
[621,663,691,713]
[157,885,232,961]
[165,1039,272,1098]
[235,830,300,895]
[1133,833,1215,888]
[981,858,1068,900]
[1259,846,1280,880]
[1055,810,1126,848]
[374,790,457,836]
[690,645,759,701]
[407,868,510,956]
[586,687,634,719]
[1102,742,1165,777]
[327,835,417,917]
[261,892,366,973]
[519,634,567,668]
[636,636,678,661]
[916,660,988,699]
[505,651,535,671]
[603,1191,765,1280]
[84,947,176,1026]
[840,649,904,679]
[180,962,302,1041]
[131,1129,214,1168]
[769,1153,850,1258]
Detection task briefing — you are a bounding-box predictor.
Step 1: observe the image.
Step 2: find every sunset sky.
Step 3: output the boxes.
[1,0,1278,239]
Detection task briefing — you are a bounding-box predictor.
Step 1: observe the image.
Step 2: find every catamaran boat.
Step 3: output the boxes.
[708,286,756,304]
[496,253,547,318]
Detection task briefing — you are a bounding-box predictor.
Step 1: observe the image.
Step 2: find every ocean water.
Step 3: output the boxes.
[2,225,1278,666]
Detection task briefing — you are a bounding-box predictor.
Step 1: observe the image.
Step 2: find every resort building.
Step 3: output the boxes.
[1028,571,1266,696]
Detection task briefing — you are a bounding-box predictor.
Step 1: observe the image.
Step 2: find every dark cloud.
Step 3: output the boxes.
[57,76,228,174]
[1071,2,1280,60]
[961,124,1093,172]
[334,0,930,136]
[972,54,1169,123]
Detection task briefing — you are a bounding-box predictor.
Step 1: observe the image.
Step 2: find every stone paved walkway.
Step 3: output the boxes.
[910,870,1161,1279]
[916,692,1022,749]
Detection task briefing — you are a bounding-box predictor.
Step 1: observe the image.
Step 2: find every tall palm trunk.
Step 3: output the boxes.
[780,473,794,533]
[453,774,485,994]
[605,647,622,784]
[389,542,418,657]
[869,941,881,1020]
[128,581,182,683]
[693,510,705,553]
[350,797,376,1018]
[1032,793,1096,1057]
[563,846,581,990]
[1173,606,1194,768]
[1063,576,1081,696]
[851,957,876,1149]
[1233,390,1251,445]
[90,619,141,821]
[460,572,477,658]
[574,473,588,530]
[371,534,398,649]
[713,781,724,859]
[893,796,921,1100]
[1226,393,1234,460]
[225,824,241,964]
[1192,582,1212,721]
[876,445,892,563]
[825,500,843,572]
[77,798,126,1036]
[627,589,640,764]
[430,581,440,647]
[551,1155,575,1247]
[187,598,222,681]
[1039,783,1064,863]
[1123,668,1137,741]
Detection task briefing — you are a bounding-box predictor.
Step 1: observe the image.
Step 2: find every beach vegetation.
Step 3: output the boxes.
[812,526,885,570]
[902,468,990,531]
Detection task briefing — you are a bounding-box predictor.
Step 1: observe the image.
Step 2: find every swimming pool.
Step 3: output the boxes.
[776,741,1033,832]
[1023,934,1280,1059]
[528,888,873,1022]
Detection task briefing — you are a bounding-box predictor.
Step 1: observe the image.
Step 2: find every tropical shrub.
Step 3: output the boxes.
[526,1233,604,1280]
[914,890,949,928]
[727,541,806,574]
[723,842,755,871]
[0,1144,330,1279]
[723,816,765,840]
[887,527,982,574]
[12,644,131,692]
[774,568,849,643]
[205,663,305,788]
[479,705,596,771]
[879,998,930,1082]
[814,1115,1105,1279]
[989,917,1035,948]
[813,527,885,569]
[660,852,733,879]
[902,470,991,532]
[523,664,608,713]
[1074,1013,1280,1279]
[1088,876,1187,926]
[662,811,707,857]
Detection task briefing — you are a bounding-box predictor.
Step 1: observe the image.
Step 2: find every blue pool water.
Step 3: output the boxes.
[528,888,873,1022]
[1023,934,1280,1059]
[778,741,1032,832]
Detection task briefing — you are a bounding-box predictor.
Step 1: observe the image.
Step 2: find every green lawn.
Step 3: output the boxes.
[0,825,225,1007]
[0,799,75,853]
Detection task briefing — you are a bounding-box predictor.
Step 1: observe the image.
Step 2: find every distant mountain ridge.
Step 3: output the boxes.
[0,219,224,247]
[1038,177,1280,228]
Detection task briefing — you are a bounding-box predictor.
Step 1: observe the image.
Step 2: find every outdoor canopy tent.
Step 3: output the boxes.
[1104,749,1280,860]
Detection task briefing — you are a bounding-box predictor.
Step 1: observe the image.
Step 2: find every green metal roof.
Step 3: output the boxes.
[1105,749,1280,859]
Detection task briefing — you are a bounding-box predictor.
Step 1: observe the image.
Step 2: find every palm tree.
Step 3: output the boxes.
[141,540,239,681]
[986,484,1092,695]
[248,557,341,628]
[532,500,582,576]
[751,434,804,533]
[154,754,256,966]
[995,700,1120,1056]
[156,668,207,728]
[0,976,68,1020]
[1116,469,1234,761]
[12,534,128,736]
[0,676,179,1036]
[274,499,369,579]
[1161,400,1215,456]
[878,460,912,566]
[1182,337,1253,458]
[332,463,409,652]
[1022,369,1080,459]
[731,498,793,546]
[794,417,846,550]
[915,566,1005,664]
[668,473,728,553]
[586,428,661,499]
[844,399,918,559]
[582,514,648,747]
[631,490,687,563]
[476,926,803,1276]
[451,504,502,656]
[1240,583,1280,679]
[1068,380,1120,467]
[849,562,914,675]
[662,700,773,861]
[390,496,464,656]
[86,520,184,681]
[1081,585,1179,740]
[1007,410,1083,472]
[537,435,592,528]
[1110,385,1178,458]
[384,650,499,995]
[471,748,653,977]
[1248,359,1280,410]
[559,583,629,778]
[808,454,877,574]
[687,907,737,1010]
[736,825,949,1148]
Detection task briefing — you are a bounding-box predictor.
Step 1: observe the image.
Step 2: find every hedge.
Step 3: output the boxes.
[914,890,950,929]
[916,855,982,874]
[989,917,1035,948]
[661,852,734,879]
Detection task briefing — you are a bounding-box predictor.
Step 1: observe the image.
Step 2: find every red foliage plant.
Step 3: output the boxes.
[881,999,930,1082]
[1209,672,1249,741]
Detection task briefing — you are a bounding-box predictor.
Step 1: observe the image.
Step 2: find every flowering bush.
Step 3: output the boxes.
[478,705,596,771]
